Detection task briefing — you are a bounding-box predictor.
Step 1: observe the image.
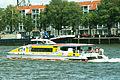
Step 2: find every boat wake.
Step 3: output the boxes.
[88,58,120,62]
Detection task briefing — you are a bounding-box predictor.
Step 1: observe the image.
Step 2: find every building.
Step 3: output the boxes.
[18,0,120,38]
[17,0,102,37]
[77,0,100,13]
[18,5,45,29]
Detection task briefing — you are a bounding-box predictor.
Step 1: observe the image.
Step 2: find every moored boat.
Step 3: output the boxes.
[30,38,56,44]
[7,43,108,61]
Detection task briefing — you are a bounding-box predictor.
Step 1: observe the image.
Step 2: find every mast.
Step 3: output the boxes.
[17,0,31,6]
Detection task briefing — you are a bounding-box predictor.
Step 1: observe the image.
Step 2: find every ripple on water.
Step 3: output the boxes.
[0,45,120,80]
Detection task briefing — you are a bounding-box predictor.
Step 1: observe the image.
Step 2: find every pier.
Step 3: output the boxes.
[74,37,120,44]
[0,37,120,46]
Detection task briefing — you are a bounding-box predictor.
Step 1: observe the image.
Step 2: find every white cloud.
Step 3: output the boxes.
[31,0,50,5]
[0,0,95,8]
[0,0,17,8]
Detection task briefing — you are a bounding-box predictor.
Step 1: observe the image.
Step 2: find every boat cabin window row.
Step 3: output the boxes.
[31,48,53,52]
[18,48,24,51]
[60,46,98,53]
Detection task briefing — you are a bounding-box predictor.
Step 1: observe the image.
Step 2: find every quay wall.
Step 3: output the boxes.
[52,37,120,44]
[0,37,120,46]
[0,39,31,46]
[73,37,120,44]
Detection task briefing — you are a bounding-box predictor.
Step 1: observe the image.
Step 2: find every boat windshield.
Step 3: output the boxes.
[60,46,98,53]
[30,41,45,44]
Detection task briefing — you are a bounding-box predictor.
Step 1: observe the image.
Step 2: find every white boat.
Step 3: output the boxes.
[7,43,108,61]
[30,38,56,44]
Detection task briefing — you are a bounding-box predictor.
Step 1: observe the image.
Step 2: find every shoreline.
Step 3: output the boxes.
[0,37,120,46]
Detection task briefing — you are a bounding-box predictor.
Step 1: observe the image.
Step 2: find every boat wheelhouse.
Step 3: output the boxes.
[30,38,56,44]
[7,43,108,61]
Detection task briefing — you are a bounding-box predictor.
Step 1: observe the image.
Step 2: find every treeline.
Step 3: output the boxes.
[0,5,35,33]
[0,0,120,35]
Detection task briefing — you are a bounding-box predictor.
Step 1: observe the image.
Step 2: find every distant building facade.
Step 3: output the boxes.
[77,0,100,13]
[18,5,45,31]
[13,0,120,37]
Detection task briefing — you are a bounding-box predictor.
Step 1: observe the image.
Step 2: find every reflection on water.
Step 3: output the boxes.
[0,45,120,80]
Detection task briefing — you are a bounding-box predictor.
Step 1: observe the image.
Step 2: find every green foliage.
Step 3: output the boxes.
[0,8,5,31]
[0,5,34,33]
[37,12,49,31]
[1,0,120,36]
[3,5,21,33]
[82,0,120,35]
[97,0,120,35]
[23,15,34,32]
[42,0,83,34]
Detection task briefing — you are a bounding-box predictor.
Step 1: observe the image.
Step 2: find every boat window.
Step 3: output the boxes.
[18,48,23,51]
[47,41,50,43]
[30,41,44,44]
[61,47,68,51]
[60,46,82,52]
[60,47,75,51]
[38,41,44,44]
[53,46,58,48]
[31,48,53,52]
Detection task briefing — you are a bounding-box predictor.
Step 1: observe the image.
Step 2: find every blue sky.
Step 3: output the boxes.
[0,0,98,8]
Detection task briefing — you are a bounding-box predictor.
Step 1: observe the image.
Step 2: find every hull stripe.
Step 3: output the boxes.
[7,57,88,61]
[7,57,62,61]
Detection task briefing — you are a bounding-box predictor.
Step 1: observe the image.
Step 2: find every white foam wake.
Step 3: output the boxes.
[88,58,120,62]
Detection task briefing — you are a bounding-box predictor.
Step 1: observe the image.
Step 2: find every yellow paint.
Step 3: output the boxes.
[10,45,80,57]
[26,48,29,52]
[67,53,80,56]
[11,47,23,52]
[57,53,63,56]
[10,45,60,53]
[32,46,54,48]
[11,49,19,52]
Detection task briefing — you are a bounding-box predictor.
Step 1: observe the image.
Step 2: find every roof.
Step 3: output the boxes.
[18,5,45,14]
[54,44,96,47]
[18,0,100,14]
[18,5,45,10]
[77,0,100,10]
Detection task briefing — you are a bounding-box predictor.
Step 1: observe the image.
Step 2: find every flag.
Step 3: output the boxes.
[82,33,88,37]
[44,31,49,37]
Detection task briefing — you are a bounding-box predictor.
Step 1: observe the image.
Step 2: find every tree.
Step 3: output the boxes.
[62,1,83,35]
[44,0,83,35]
[94,0,120,35]
[23,15,34,33]
[0,8,5,31]
[81,11,99,36]
[37,12,49,31]
[4,5,21,33]
[81,0,120,36]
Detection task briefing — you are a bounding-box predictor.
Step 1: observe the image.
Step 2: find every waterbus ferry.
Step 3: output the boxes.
[7,43,108,61]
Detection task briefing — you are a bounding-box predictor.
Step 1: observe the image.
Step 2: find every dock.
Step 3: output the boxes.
[74,37,120,44]
[0,37,120,46]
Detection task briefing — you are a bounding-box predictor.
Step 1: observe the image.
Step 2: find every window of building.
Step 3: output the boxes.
[33,20,36,23]
[84,6,88,9]
[33,15,36,19]
[20,10,25,14]
[98,30,102,35]
[32,9,39,13]
[36,9,39,13]
[32,9,35,13]
[22,10,25,13]
[104,29,108,35]
[83,6,88,11]
[31,48,53,52]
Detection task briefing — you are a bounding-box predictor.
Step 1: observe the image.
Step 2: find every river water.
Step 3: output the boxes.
[0,44,120,80]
